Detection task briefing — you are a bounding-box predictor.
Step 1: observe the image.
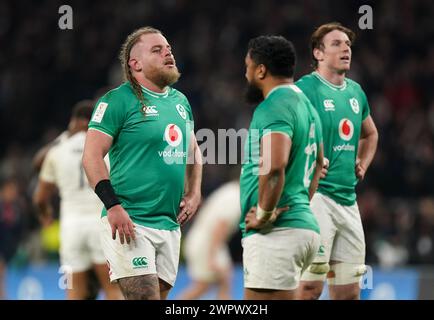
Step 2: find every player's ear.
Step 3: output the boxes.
[257,64,266,80]
[128,58,142,72]
[313,47,324,62]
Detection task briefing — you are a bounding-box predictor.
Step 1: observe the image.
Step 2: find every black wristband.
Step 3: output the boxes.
[94,179,121,210]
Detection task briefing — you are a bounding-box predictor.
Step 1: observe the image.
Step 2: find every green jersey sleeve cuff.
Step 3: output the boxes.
[88,126,115,138]
[260,123,294,139]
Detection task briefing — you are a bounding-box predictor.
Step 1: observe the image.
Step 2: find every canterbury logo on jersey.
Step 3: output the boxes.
[132,257,148,268]
[323,99,335,111]
[142,105,159,117]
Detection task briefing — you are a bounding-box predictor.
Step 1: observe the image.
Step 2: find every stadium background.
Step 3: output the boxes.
[1,0,433,299]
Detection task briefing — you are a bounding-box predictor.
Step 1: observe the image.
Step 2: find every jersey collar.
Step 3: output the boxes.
[265,84,292,99]
[312,72,347,91]
[140,85,170,98]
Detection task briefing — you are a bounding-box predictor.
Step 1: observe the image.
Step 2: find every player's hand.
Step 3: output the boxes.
[178,192,201,226]
[245,206,289,231]
[355,158,366,181]
[321,157,329,179]
[107,204,136,245]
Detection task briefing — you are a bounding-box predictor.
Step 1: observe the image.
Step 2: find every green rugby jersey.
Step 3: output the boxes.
[88,82,194,230]
[296,72,370,206]
[240,84,322,237]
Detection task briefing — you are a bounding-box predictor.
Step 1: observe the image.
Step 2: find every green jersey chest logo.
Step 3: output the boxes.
[338,119,354,141]
[164,124,183,147]
[142,105,159,117]
[323,99,335,111]
[349,98,359,114]
[176,104,187,120]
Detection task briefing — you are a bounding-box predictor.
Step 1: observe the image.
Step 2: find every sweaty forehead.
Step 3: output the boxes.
[323,30,350,43]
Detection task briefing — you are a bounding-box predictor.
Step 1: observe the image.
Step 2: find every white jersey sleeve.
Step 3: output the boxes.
[39,147,58,184]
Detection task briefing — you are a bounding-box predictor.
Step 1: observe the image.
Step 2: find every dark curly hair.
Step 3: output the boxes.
[247,35,296,78]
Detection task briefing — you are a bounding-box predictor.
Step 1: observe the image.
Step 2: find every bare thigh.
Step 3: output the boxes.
[118,274,160,300]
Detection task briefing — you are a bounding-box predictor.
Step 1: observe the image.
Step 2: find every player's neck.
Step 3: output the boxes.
[135,76,168,94]
[262,78,293,99]
[316,68,346,86]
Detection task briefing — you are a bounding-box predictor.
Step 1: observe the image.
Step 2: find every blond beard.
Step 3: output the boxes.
[148,66,181,88]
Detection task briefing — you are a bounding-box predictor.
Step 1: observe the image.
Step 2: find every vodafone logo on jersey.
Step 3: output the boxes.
[338,119,354,141]
[164,124,183,147]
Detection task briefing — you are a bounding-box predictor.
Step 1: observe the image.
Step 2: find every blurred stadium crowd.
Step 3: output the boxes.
[1,0,433,269]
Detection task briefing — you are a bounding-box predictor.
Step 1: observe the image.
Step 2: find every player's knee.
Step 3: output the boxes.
[327,262,367,286]
[301,262,329,281]
[298,282,324,300]
[298,263,329,299]
[309,262,330,275]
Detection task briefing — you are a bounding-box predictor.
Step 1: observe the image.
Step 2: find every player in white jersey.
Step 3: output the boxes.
[32,131,70,173]
[178,180,241,300]
[33,101,122,300]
